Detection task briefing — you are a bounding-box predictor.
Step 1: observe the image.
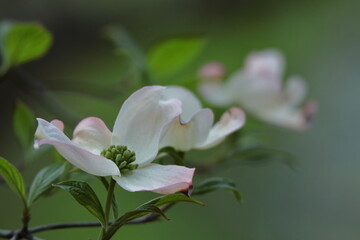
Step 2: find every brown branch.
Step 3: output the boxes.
[0,205,173,239]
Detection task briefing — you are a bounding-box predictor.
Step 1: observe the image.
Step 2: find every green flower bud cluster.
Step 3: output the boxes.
[101,145,138,174]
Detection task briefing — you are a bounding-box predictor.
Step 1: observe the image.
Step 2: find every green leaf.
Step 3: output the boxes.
[27,163,66,206]
[104,193,203,239]
[0,156,27,205]
[13,101,36,151]
[147,36,205,81]
[0,21,52,75]
[143,192,204,207]
[192,177,242,202]
[104,205,168,240]
[53,181,106,226]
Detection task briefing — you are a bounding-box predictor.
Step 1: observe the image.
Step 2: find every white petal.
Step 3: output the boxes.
[198,81,234,107]
[219,50,284,104]
[35,118,72,147]
[197,107,246,149]
[112,163,194,194]
[162,86,202,122]
[160,109,214,151]
[245,49,284,85]
[72,117,112,155]
[284,76,307,107]
[35,118,120,176]
[112,86,182,166]
[254,105,309,131]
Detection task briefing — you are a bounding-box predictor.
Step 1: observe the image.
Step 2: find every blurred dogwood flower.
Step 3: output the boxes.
[198,49,317,130]
[160,86,246,151]
[34,86,194,194]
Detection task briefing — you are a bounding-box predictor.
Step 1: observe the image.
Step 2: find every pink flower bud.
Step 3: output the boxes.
[197,61,226,80]
[50,119,64,131]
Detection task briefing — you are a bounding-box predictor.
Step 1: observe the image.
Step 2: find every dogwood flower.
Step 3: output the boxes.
[159,86,246,151]
[198,49,317,130]
[34,86,195,194]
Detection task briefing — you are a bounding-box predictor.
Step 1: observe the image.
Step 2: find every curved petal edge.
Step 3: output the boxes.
[72,117,112,155]
[113,164,195,194]
[112,86,182,166]
[160,108,214,151]
[197,107,246,149]
[35,118,120,177]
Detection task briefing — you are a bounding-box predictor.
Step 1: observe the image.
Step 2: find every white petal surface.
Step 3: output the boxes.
[35,118,120,176]
[255,106,307,131]
[198,82,234,107]
[197,108,246,149]
[221,50,284,101]
[113,163,195,194]
[284,76,307,107]
[72,117,112,155]
[160,109,214,151]
[245,49,284,84]
[224,69,279,110]
[112,86,182,166]
[35,118,72,147]
[162,86,202,122]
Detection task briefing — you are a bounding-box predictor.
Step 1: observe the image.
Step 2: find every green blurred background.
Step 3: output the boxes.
[1,0,360,239]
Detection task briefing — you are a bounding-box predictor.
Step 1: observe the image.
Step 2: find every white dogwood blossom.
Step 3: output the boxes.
[34,86,195,194]
[198,49,317,130]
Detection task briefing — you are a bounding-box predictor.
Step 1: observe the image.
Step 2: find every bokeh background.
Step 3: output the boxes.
[1,0,360,239]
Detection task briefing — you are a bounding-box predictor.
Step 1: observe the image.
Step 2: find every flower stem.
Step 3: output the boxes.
[99,178,116,240]
[104,179,116,226]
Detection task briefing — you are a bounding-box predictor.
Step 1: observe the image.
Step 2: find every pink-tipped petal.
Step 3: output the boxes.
[112,86,182,166]
[197,61,226,80]
[35,118,72,148]
[302,100,318,127]
[160,109,214,151]
[35,118,120,176]
[303,101,317,119]
[72,117,112,155]
[197,107,246,149]
[50,120,64,131]
[112,163,194,194]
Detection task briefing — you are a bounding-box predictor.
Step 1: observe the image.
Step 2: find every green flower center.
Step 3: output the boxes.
[101,145,138,174]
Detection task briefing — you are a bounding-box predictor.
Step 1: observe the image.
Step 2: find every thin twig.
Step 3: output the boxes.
[29,222,101,234]
[0,206,172,239]
[0,230,14,239]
